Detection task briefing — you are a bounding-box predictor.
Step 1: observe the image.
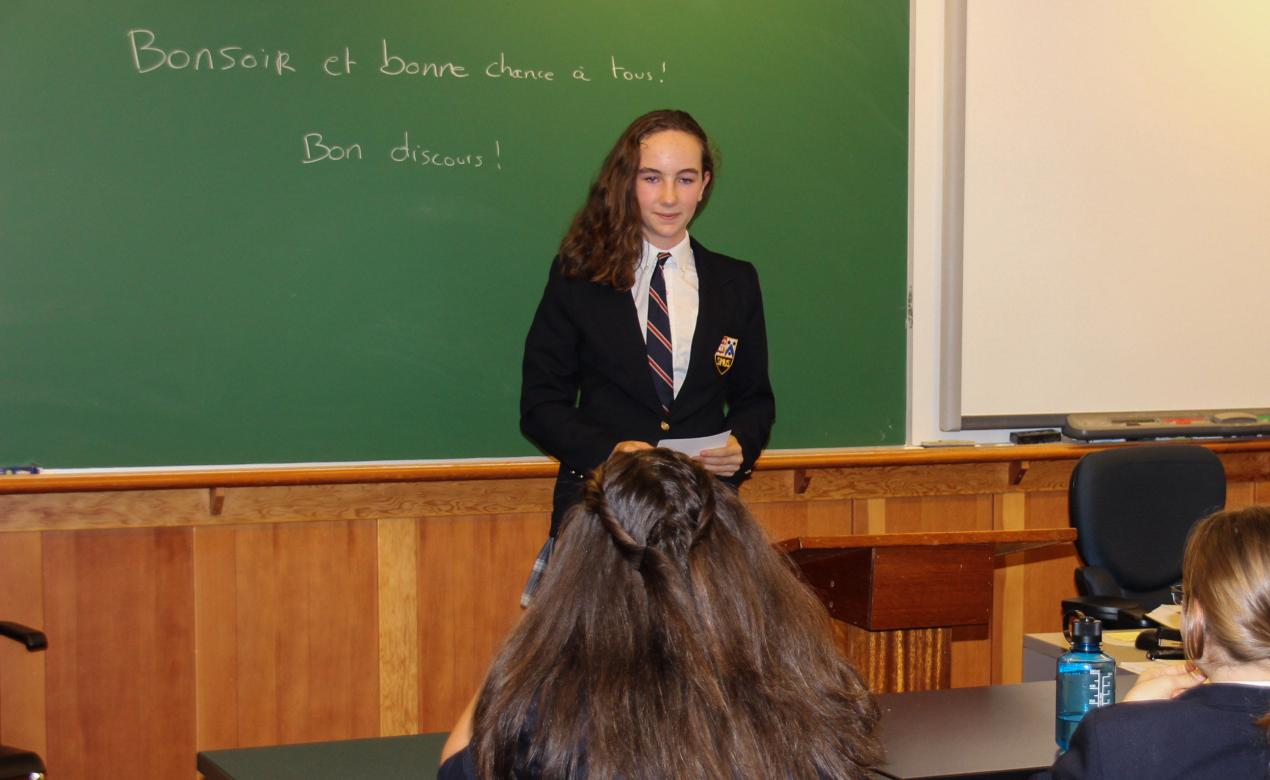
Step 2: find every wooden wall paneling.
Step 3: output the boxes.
[736,469,796,504]
[281,520,379,743]
[226,521,380,747]
[991,493,1027,684]
[1221,452,1270,485]
[378,518,421,737]
[194,526,240,750]
[803,498,860,536]
[746,496,858,535]
[417,515,466,734]
[745,483,858,542]
[1226,480,1256,508]
[0,477,557,533]
[417,511,547,733]
[218,479,555,526]
[948,624,991,688]
[855,499,887,534]
[800,463,1009,500]
[484,513,547,650]
[1013,459,1077,492]
[42,528,197,778]
[0,489,207,532]
[747,501,813,544]
[990,551,1008,687]
[1021,492,1078,636]
[1256,480,1270,503]
[749,498,861,542]
[0,532,47,760]
[229,524,281,746]
[872,494,994,534]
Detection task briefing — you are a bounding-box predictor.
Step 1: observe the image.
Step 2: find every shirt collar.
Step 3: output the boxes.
[641,234,695,272]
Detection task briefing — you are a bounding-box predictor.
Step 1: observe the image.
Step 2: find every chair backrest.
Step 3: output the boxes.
[1069,444,1226,606]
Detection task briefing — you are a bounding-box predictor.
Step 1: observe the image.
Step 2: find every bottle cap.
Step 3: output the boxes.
[1064,611,1102,645]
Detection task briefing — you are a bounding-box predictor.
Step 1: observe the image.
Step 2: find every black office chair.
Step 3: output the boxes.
[0,621,47,780]
[1061,445,1226,629]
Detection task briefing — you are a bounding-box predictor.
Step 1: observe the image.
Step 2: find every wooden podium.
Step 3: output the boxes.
[777,529,1076,693]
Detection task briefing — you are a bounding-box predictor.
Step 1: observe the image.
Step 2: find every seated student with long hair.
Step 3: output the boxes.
[439,448,882,779]
[1039,504,1270,779]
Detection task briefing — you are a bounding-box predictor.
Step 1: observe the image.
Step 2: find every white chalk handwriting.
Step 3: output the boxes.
[302,132,503,171]
[127,29,295,75]
[128,31,668,169]
[127,30,669,87]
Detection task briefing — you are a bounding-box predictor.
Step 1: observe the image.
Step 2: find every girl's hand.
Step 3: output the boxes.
[1122,662,1206,702]
[696,436,743,477]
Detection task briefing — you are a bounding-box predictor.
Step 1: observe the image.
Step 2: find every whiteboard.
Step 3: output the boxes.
[954,0,1270,426]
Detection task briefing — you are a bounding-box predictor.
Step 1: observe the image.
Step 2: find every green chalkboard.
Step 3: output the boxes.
[0,0,907,468]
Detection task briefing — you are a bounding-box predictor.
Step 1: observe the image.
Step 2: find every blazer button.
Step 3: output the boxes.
[659,421,670,432]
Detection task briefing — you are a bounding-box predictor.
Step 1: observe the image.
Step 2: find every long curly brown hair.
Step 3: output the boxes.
[471,449,883,779]
[558,110,716,290]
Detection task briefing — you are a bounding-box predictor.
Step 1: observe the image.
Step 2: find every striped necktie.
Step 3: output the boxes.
[646,252,674,414]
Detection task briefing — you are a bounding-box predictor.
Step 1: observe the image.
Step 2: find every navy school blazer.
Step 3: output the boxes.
[520,238,775,534]
[1036,682,1270,780]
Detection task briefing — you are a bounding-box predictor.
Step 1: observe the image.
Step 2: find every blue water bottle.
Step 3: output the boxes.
[1055,613,1115,750]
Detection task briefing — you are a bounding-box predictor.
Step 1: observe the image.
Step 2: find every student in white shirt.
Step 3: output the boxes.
[517,110,775,602]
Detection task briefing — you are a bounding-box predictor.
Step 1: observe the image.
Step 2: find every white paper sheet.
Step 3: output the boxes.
[656,430,731,457]
[1147,604,1183,630]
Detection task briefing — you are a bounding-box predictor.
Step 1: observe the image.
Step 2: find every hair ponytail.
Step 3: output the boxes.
[471,449,882,779]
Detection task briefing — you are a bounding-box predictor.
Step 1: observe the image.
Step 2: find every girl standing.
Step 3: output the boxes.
[519,110,775,598]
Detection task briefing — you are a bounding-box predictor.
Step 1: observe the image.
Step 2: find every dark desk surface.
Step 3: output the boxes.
[874,676,1132,779]
[198,733,446,780]
[198,678,1133,780]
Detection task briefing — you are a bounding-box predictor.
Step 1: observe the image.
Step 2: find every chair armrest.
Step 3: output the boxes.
[0,621,48,651]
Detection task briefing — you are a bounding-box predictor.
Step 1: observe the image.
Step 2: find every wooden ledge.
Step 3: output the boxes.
[1,439,1265,495]
[759,438,1270,469]
[0,460,560,495]
[776,528,1076,556]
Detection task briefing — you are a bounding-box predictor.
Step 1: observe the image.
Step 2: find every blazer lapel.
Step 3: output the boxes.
[680,240,732,407]
[584,279,663,412]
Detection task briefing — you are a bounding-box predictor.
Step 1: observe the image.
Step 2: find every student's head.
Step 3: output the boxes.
[472,449,881,779]
[618,111,714,251]
[558,110,717,289]
[1181,505,1270,671]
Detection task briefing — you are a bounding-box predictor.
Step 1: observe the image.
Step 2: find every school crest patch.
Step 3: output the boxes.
[714,336,738,375]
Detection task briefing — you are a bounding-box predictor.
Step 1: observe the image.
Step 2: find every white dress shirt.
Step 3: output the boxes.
[631,235,698,398]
